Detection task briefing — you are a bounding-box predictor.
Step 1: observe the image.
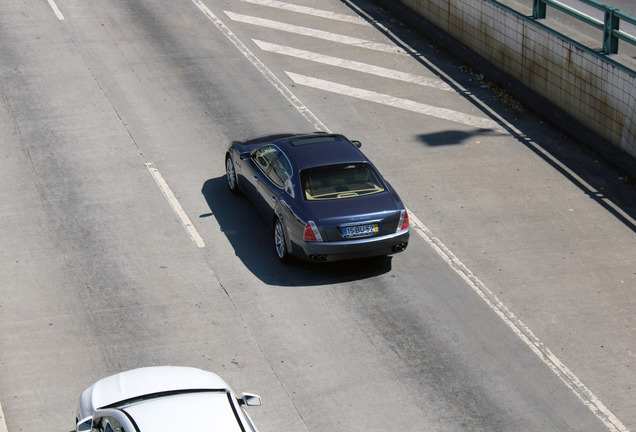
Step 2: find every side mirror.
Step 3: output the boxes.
[351,140,362,148]
[77,416,93,432]
[239,393,262,407]
[239,152,252,160]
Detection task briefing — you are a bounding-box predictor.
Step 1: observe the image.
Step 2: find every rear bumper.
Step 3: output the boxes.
[294,229,410,262]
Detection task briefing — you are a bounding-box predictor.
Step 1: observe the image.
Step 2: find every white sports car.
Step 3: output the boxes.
[76,366,262,432]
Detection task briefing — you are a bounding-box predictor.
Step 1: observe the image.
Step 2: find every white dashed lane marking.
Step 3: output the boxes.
[47,0,64,20]
[146,163,206,249]
[0,402,7,432]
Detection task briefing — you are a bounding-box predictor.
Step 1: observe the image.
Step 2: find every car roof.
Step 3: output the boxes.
[246,133,369,171]
[87,366,230,410]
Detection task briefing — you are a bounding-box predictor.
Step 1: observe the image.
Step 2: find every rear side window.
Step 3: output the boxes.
[254,146,279,172]
[253,145,292,188]
[269,154,292,188]
[301,163,385,200]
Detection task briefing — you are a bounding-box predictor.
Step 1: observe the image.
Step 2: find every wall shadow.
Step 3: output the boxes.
[201,177,393,286]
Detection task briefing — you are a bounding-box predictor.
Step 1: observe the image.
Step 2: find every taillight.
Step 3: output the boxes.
[303,221,323,242]
[397,210,409,232]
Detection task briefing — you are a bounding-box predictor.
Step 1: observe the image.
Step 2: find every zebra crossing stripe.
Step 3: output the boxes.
[286,72,505,131]
[224,11,404,54]
[240,0,370,25]
[254,40,453,91]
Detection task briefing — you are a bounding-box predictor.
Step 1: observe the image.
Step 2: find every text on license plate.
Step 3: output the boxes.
[343,224,378,237]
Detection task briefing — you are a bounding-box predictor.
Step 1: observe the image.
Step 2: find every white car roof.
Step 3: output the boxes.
[87,366,230,410]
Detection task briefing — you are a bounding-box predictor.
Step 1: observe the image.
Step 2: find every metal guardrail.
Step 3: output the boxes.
[532,0,636,54]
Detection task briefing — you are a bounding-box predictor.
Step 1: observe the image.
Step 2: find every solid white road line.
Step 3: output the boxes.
[193,0,329,131]
[224,11,404,55]
[47,0,64,20]
[286,72,505,131]
[240,0,370,25]
[254,40,453,91]
[146,163,206,249]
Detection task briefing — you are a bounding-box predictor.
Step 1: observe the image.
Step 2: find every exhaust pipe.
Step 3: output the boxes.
[392,243,408,252]
[309,254,328,262]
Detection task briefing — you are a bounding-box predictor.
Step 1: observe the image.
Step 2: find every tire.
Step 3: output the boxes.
[226,155,239,194]
[274,218,290,263]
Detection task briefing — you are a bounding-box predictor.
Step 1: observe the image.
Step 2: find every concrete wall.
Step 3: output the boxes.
[398,0,636,161]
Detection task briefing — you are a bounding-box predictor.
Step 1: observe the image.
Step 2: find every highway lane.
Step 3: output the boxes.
[0,2,303,431]
[0,0,634,431]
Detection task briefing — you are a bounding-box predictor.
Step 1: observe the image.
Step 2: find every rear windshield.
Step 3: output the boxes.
[289,135,340,146]
[301,163,385,200]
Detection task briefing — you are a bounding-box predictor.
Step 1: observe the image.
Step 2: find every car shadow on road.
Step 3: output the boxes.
[201,177,393,286]
[417,128,503,146]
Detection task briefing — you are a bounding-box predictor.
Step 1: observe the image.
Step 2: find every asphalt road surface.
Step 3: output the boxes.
[1,0,634,431]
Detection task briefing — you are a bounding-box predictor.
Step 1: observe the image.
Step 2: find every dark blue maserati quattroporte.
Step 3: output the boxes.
[225,133,409,262]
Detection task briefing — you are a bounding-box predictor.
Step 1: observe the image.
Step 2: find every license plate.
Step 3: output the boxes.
[343,224,378,237]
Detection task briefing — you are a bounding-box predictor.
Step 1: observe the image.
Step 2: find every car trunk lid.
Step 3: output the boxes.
[304,193,400,242]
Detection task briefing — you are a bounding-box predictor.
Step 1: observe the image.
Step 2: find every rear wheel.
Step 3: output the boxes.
[226,155,239,193]
[274,218,290,263]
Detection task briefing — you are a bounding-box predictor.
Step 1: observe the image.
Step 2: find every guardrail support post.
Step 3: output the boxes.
[603,7,620,54]
[532,0,547,19]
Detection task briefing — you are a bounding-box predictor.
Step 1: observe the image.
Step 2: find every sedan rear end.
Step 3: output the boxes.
[291,163,410,262]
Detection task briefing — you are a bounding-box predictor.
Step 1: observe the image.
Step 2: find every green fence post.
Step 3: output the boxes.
[603,7,620,54]
[533,0,547,19]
